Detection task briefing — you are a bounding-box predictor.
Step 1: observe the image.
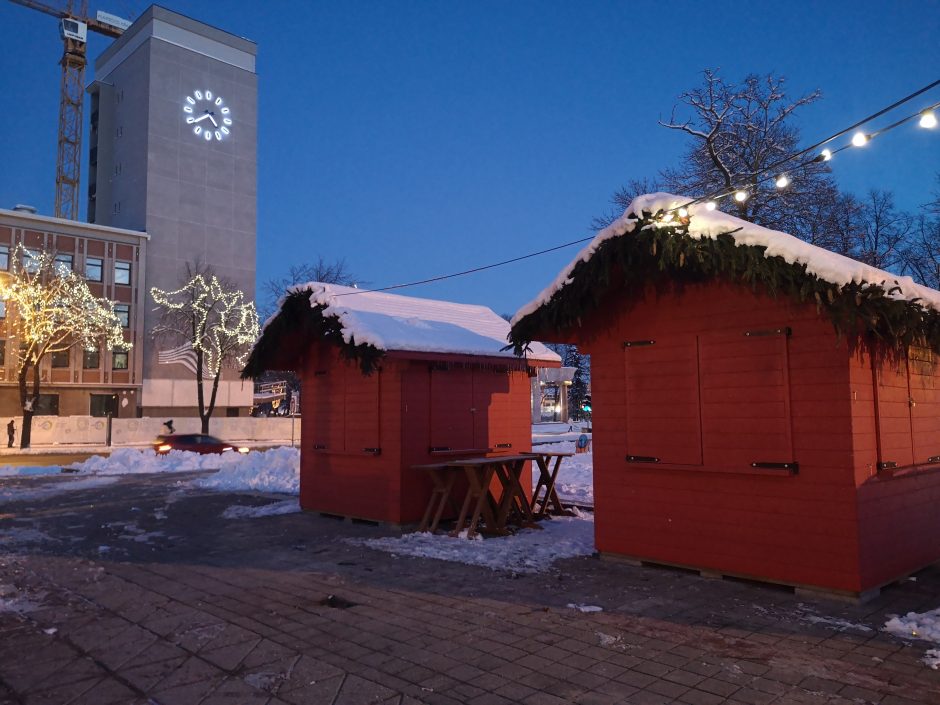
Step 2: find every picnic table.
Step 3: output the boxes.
[414,453,538,539]
[525,450,576,518]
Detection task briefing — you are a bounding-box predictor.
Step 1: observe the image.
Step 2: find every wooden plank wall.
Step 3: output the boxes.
[850,348,940,588]
[579,281,863,592]
[300,344,403,522]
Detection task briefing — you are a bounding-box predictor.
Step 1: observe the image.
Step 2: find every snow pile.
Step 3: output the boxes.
[61,447,300,495]
[513,192,940,324]
[0,584,42,615]
[357,513,595,573]
[222,498,301,519]
[278,282,559,362]
[885,607,940,669]
[194,446,299,495]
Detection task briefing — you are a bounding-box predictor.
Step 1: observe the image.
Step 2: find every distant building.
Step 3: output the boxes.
[2,5,258,419]
[0,206,147,417]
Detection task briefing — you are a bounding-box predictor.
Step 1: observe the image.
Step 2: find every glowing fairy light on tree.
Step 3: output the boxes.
[150,269,260,433]
[0,244,129,448]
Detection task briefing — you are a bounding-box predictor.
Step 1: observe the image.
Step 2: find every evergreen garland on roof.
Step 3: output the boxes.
[509,210,940,357]
[241,289,384,379]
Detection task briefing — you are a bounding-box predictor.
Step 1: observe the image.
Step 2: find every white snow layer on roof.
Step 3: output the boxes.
[286,283,560,362]
[513,192,940,325]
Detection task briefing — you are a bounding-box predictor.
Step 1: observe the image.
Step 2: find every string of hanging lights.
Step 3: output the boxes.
[334,80,940,298]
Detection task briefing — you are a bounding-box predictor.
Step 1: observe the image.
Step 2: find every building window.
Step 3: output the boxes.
[0,244,8,270]
[0,301,5,319]
[85,257,103,282]
[114,261,131,285]
[35,394,59,416]
[112,351,129,370]
[83,347,100,369]
[54,253,73,274]
[23,248,41,273]
[90,394,117,418]
[0,340,5,367]
[114,303,130,328]
[51,350,70,368]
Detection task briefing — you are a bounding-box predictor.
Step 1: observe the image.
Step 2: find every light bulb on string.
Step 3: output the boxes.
[851,131,869,147]
[705,201,717,211]
[820,148,832,162]
[775,174,790,189]
[734,190,748,203]
[920,111,938,129]
[678,207,689,218]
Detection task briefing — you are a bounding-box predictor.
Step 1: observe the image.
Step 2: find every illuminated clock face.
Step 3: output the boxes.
[182,89,233,142]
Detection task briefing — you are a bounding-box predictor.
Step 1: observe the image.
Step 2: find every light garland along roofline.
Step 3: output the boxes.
[509,194,940,357]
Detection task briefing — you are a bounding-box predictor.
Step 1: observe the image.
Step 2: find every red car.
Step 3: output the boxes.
[153,434,250,455]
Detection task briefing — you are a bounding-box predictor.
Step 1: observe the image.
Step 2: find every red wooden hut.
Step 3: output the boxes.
[510,193,940,600]
[244,283,560,524]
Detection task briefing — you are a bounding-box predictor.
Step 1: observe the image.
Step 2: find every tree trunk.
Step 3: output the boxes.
[202,368,223,434]
[17,362,39,450]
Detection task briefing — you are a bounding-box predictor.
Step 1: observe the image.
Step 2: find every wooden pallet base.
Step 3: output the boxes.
[599,552,889,604]
[316,511,400,529]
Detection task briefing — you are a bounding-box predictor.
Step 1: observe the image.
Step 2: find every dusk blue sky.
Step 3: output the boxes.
[1,1,938,315]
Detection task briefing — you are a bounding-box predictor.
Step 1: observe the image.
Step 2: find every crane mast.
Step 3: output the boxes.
[9,0,123,220]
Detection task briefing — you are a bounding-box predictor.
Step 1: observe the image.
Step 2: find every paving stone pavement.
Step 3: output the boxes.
[1,470,939,704]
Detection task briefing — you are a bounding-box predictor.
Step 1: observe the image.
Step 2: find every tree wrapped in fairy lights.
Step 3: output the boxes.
[0,245,129,448]
[150,269,260,433]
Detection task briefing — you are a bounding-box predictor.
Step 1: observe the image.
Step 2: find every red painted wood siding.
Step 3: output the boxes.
[851,347,940,588]
[575,281,862,592]
[300,345,402,522]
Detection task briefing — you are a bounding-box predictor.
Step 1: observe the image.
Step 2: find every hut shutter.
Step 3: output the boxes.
[623,336,702,465]
[699,330,794,470]
[429,367,476,452]
[874,347,940,469]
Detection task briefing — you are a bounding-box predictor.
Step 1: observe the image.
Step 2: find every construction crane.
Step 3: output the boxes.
[9,1,126,220]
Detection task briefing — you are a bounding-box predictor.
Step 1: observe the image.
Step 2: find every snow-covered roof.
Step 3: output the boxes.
[513,192,940,325]
[288,283,560,362]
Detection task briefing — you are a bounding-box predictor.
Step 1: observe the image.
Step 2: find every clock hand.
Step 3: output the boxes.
[207,114,218,128]
[193,114,211,123]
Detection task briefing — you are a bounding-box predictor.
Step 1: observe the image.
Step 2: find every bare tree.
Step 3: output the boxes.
[902,215,940,289]
[852,190,913,270]
[151,266,260,433]
[261,257,361,320]
[0,245,128,448]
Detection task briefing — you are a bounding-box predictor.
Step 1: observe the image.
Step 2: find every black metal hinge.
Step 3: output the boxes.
[928,456,940,464]
[626,455,660,463]
[751,461,799,473]
[429,446,450,453]
[313,370,328,376]
[313,443,326,450]
[495,443,512,449]
[623,340,655,348]
[878,461,898,470]
[363,447,381,455]
[744,327,792,338]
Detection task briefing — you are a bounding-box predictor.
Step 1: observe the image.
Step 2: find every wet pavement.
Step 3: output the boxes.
[1,470,939,704]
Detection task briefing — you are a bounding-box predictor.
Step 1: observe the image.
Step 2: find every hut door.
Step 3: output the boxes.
[699,330,793,470]
[874,358,914,469]
[429,367,475,452]
[309,367,345,452]
[909,347,940,464]
[344,368,381,454]
[472,368,516,450]
[624,336,702,465]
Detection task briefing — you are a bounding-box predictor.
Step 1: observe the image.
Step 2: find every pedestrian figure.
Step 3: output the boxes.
[6,420,14,448]
[163,419,175,435]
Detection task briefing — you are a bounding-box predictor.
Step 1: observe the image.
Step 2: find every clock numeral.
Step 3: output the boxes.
[221,126,229,135]
[194,126,202,135]
[223,118,232,126]
[194,90,203,99]
[186,117,195,124]
[215,97,223,106]
[183,106,193,114]
[204,130,212,141]
[215,131,222,141]
[186,96,195,105]
[205,90,212,100]
[221,107,230,115]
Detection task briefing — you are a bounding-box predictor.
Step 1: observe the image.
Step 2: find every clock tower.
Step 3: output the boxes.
[87,5,257,416]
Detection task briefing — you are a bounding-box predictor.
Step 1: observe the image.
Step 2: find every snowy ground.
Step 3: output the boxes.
[885,607,940,669]
[356,511,595,574]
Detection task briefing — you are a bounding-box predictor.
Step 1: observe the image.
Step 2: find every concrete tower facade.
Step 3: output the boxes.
[87,5,257,416]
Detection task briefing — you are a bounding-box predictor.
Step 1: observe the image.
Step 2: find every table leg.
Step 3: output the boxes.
[530,455,552,518]
[419,468,446,532]
[465,465,498,538]
[545,455,574,516]
[429,470,457,533]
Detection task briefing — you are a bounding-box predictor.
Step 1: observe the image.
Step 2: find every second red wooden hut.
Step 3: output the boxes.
[244,284,559,524]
